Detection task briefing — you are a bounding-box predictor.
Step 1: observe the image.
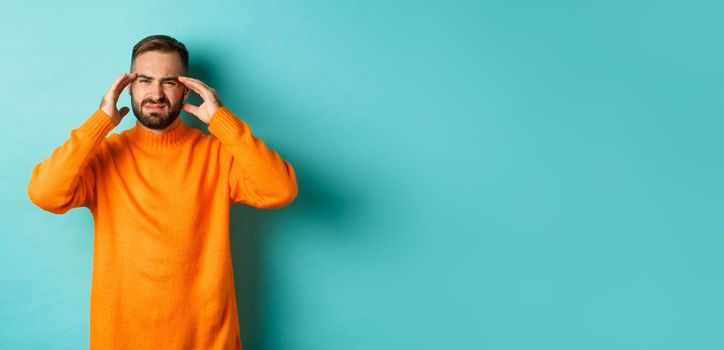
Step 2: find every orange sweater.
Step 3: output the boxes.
[27,107,298,349]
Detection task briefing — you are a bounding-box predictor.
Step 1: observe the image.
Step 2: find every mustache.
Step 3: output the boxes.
[143,99,169,106]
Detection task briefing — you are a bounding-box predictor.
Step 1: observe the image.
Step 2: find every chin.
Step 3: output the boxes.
[139,113,179,130]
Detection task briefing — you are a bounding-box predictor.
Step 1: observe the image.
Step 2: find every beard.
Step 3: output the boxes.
[130,90,183,130]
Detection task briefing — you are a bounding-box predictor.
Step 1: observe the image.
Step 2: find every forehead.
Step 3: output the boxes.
[132,51,184,75]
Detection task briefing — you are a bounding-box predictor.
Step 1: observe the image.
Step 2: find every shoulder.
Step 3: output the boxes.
[104,129,131,151]
[196,129,228,158]
[82,131,125,163]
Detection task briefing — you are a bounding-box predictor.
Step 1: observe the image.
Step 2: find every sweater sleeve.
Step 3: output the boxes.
[207,106,298,208]
[27,108,117,214]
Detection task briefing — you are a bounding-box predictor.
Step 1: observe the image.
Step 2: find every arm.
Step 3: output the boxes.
[177,75,297,208]
[27,72,136,214]
[27,109,116,213]
[208,107,298,208]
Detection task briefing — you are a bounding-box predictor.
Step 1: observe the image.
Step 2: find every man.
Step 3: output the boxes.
[27,34,298,349]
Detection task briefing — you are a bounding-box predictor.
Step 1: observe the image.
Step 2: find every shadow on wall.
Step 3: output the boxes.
[186,52,353,349]
[229,154,352,350]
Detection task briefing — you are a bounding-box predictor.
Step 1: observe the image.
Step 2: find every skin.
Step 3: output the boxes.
[99,51,223,133]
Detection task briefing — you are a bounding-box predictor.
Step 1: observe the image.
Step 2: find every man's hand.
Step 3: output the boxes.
[99,73,137,125]
[178,76,223,124]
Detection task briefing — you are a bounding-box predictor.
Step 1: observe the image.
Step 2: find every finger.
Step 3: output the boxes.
[108,74,133,100]
[119,106,129,118]
[108,73,129,94]
[177,76,204,95]
[178,76,214,100]
[114,73,137,95]
[182,103,200,117]
[178,76,211,89]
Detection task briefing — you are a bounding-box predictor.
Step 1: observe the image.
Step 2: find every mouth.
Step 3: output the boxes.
[145,103,167,109]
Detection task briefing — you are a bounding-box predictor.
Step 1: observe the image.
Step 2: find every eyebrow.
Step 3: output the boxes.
[136,74,179,82]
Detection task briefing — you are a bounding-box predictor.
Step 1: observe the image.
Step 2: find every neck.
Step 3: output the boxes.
[139,116,181,134]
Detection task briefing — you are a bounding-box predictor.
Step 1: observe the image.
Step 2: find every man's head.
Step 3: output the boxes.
[129,35,190,130]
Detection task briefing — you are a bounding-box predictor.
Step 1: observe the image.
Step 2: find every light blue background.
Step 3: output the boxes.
[2,0,723,349]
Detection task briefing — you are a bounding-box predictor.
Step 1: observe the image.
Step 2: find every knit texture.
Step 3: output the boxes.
[27,107,298,349]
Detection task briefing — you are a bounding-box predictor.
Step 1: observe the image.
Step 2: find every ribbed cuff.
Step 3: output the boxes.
[207,107,249,145]
[78,108,117,141]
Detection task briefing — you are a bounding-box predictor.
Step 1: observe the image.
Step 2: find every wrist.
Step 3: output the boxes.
[99,107,120,126]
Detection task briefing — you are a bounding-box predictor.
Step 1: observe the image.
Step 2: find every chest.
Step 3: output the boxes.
[97,146,228,214]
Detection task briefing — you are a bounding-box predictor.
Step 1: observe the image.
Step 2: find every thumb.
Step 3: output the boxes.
[182,103,199,117]
[119,106,130,118]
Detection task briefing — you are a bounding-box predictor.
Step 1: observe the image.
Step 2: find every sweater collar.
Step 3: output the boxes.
[129,117,194,151]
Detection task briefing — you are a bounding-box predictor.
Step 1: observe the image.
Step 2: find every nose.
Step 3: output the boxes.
[148,81,166,101]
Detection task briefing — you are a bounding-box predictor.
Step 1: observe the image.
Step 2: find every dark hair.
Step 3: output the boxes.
[131,34,188,74]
